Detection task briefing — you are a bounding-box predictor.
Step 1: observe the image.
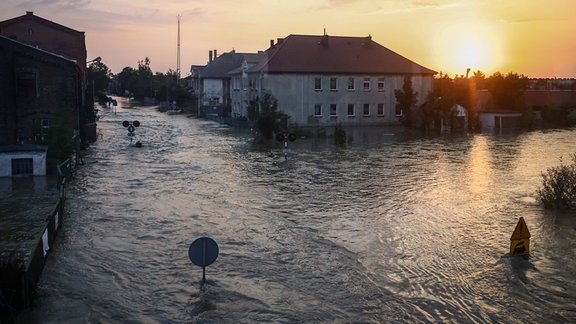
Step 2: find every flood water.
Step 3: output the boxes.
[20,97,576,323]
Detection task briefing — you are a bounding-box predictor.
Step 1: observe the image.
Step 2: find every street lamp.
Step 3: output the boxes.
[87,56,101,64]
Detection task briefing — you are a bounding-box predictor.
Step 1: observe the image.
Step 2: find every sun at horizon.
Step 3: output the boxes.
[431,20,504,77]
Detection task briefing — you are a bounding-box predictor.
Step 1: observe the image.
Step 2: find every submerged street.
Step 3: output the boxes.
[20,97,576,323]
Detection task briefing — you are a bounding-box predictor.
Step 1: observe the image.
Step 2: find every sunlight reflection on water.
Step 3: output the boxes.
[20,98,576,323]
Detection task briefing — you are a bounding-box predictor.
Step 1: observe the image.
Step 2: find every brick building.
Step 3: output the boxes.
[0,35,82,175]
[0,11,87,80]
[1,11,96,143]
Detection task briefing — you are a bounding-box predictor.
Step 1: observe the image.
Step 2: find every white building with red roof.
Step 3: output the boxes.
[230,33,436,127]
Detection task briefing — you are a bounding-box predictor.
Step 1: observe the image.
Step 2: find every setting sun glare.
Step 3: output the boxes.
[1,0,574,77]
[431,20,503,76]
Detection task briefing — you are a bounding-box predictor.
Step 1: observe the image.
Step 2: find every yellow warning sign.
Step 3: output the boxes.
[510,239,530,256]
[510,217,531,257]
[510,217,531,240]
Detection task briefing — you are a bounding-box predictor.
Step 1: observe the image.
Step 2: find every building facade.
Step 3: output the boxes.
[0,35,81,175]
[195,50,262,117]
[230,34,436,128]
[1,11,96,145]
[0,11,87,80]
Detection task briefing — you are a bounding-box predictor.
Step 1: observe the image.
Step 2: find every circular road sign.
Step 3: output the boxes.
[188,237,219,267]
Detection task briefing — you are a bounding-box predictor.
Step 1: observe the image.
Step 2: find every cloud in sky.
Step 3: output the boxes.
[2,0,575,77]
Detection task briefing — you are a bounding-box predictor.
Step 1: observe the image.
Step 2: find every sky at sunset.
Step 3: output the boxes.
[2,0,575,78]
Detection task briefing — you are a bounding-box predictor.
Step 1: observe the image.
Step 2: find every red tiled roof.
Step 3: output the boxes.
[249,34,436,75]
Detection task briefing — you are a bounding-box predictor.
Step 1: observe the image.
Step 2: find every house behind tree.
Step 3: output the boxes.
[228,33,436,127]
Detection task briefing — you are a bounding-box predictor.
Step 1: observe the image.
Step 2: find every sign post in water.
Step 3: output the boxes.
[188,237,219,284]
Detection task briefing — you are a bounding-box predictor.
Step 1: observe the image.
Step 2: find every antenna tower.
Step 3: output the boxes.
[177,14,181,79]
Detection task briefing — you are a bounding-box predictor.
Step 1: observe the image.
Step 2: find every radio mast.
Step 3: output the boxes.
[177,14,181,79]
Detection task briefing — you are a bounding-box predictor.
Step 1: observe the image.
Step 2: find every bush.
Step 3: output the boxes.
[536,153,576,209]
[334,123,346,146]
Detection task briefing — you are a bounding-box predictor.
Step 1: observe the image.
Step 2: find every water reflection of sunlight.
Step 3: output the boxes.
[466,135,492,196]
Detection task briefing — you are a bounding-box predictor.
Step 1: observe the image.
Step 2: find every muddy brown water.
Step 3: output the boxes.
[18,97,576,323]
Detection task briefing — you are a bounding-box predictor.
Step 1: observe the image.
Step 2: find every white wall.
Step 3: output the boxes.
[0,151,47,177]
[263,73,433,127]
[203,78,224,105]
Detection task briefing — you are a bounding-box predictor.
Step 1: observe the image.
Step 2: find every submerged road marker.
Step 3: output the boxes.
[510,217,531,257]
[189,237,219,284]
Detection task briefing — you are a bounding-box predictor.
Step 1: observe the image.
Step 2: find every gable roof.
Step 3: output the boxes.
[0,11,84,37]
[201,51,262,78]
[249,34,436,75]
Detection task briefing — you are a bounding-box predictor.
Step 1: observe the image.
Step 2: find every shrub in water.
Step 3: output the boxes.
[334,123,346,146]
[536,153,576,209]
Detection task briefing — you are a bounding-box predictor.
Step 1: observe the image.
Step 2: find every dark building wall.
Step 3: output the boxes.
[0,36,81,146]
[0,43,17,143]
[0,11,87,79]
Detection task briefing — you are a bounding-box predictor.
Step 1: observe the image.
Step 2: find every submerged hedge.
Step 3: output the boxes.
[536,153,576,209]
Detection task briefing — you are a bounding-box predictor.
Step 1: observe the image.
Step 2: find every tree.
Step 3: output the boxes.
[536,153,576,209]
[248,92,281,139]
[135,57,154,99]
[47,109,75,166]
[395,75,418,127]
[116,66,137,96]
[485,72,528,111]
[87,60,112,93]
[471,70,486,89]
[153,69,190,107]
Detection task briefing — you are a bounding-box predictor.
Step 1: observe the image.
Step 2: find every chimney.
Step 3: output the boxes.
[26,11,34,16]
[270,39,275,48]
[209,50,213,63]
[362,35,372,46]
[320,28,329,47]
[214,49,217,59]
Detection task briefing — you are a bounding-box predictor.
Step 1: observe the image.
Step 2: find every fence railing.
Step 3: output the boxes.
[0,158,72,316]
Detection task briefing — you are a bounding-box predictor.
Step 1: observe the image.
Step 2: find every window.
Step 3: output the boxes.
[33,118,50,144]
[314,77,322,91]
[12,158,33,176]
[363,78,371,91]
[377,103,384,116]
[17,72,37,97]
[347,104,355,116]
[395,103,403,116]
[314,104,322,116]
[330,104,337,116]
[330,78,337,91]
[377,78,385,91]
[347,77,355,90]
[363,104,370,116]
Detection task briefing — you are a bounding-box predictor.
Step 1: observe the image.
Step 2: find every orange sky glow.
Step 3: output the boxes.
[2,0,575,78]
